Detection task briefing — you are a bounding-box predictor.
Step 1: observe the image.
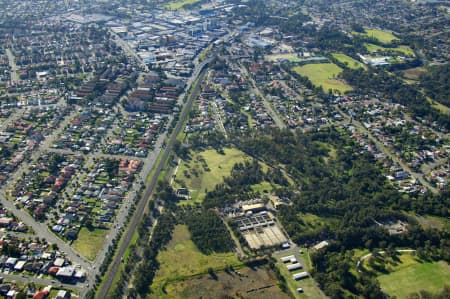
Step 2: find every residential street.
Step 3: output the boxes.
[238,62,286,128]
[0,190,90,272]
[6,48,19,85]
[336,107,438,194]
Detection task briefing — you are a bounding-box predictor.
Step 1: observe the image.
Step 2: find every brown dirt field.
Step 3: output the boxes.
[161,265,290,299]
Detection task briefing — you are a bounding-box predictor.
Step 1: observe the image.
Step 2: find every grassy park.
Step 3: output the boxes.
[355,29,399,44]
[332,53,367,70]
[364,43,415,56]
[360,252,450,298]
[378,258,450,298]
[172,146,289,204]
[402,67,427,81]
[427,97,450,115]
[292,63,353,93]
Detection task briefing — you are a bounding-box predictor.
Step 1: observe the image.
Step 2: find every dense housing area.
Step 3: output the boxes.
[0,0,448,298]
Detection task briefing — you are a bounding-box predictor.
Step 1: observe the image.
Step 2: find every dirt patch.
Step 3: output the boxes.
[163,265,290,299]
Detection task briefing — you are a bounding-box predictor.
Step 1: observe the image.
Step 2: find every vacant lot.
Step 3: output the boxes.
[357,29,399,44]
[364,43,414,56]
[265,53,301,63]
[72,227,108,261]
[378,258,450,298]
[151,225,242,295]
[332,53,367,70]
[402,67,427,81]
[414,214,450,231]
[292,63,352,94]
[161,264,290,299]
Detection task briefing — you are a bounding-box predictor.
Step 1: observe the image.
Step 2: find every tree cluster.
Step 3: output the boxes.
[185,209,233,254]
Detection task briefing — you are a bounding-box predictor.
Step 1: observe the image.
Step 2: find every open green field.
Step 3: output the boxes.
[292,63,353,94]
[172,147,250,203]
[151,225,242,294]
[415,214,450,231]
[72,227,108,261]
[332,53,367,70]
[165,0,201,10]
[364,43,414,56]
[251,180,275,193]
[427,97,450,115]
[410,214,450,232]
[265,53,302,63]
[298,212,335,229]
[378,257,450,298]
[356,29,400,44]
